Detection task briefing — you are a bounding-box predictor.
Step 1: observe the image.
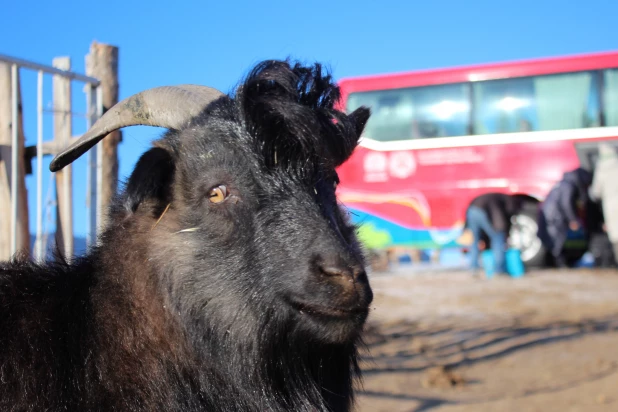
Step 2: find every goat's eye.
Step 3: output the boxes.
[208,185,228,204]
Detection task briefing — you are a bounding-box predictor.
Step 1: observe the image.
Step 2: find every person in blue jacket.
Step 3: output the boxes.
[466,193,520,275]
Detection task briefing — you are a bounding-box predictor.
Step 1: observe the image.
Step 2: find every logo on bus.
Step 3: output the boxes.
[363,151,416,182]
[389,152,416,179]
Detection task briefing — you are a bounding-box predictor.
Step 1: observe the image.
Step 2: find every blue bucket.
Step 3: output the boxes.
[505,248,525,278]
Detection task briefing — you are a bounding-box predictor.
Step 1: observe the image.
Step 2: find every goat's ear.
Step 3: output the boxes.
[331,107,372,167]
[123,147,175,214]
[348,107,371,138]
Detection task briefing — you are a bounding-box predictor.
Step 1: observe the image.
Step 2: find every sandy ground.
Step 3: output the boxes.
[355,267,618,412]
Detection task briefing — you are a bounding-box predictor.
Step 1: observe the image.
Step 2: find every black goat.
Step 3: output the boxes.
[0,60,372,411]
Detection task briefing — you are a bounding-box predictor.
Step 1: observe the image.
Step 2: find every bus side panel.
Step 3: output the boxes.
[336,138,589,250]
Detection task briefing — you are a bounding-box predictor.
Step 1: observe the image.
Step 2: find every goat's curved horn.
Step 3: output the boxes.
[49,85,225,172]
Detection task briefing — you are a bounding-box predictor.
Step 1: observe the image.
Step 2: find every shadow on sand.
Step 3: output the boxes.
[358,313,618,411]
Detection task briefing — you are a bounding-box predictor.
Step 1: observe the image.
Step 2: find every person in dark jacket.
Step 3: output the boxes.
[466,193,520,274]
[537,167,593,268]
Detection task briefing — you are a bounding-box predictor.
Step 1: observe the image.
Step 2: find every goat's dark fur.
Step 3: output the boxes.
[0,60,372,411]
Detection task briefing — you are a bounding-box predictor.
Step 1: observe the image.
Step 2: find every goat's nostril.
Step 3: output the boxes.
[352,268,367,281]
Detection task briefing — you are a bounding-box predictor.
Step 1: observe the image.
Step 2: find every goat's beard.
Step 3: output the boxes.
[172,293,362,411]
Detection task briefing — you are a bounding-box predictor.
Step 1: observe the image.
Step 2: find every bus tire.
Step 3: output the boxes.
[509,202,547,268]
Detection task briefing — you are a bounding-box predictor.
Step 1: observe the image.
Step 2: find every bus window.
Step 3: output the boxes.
[346,83,470,142]
[604,69,618,126]
[473,71,600,134]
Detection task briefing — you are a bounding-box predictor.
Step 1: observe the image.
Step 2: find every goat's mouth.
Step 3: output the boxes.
[287,299,368,320]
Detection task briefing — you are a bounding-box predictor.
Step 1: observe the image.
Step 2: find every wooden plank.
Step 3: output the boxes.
[53,57,73,260]
[0,63,30,260]
[85,41,120,231]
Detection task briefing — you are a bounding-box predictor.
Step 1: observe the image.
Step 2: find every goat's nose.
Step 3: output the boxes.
[313,255,372,306]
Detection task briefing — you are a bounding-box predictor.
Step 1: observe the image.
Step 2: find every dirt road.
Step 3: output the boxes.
[355,268,618,412]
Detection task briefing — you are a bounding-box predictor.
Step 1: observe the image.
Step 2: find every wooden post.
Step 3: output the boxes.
[85,41,120,231]
[53,57,73,259]
[0,63,30,260]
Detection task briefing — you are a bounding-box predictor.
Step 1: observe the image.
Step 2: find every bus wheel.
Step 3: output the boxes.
[508,203,546,268]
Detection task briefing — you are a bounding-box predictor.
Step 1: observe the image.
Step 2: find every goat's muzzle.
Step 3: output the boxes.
[286,252,372,339]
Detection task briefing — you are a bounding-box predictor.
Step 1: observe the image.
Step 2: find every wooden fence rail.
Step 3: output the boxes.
[0,42,119,261]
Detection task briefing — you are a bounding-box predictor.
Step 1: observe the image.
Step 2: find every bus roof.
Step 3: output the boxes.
[338,50,618,95]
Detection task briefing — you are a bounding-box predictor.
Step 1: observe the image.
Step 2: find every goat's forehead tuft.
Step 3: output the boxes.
[234,59,362,174]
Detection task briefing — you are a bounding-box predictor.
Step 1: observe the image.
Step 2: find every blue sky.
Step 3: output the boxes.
[2,0,618,238]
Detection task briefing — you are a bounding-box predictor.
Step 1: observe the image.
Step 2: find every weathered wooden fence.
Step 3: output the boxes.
[0,41,120,262]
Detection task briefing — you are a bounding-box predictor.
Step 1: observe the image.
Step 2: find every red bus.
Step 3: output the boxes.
[335,50,618,267]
